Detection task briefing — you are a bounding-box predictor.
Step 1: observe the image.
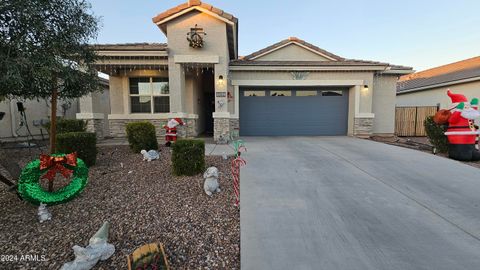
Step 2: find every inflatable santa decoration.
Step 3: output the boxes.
[443,90,480,161]
[163,118,185,146]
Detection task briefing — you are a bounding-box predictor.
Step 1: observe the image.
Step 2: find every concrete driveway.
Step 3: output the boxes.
[240,137,480,270]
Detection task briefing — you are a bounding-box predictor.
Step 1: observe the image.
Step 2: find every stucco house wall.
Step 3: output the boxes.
[396,80,480,109]
[0,98,78,139]
[252,44,331,61]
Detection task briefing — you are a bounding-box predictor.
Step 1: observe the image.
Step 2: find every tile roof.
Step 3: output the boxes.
[397,56,480,93]
[243,37,344,61]
[152,0,238,25]
[92,43,167,51]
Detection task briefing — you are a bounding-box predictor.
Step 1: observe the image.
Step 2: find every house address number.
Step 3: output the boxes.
[216,92,227,97]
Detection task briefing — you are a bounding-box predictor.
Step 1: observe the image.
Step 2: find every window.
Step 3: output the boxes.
[270,90,291,97]
[296,90,317,96]
[244,91,265,97]
[321,90,343,96]
[130,77,169,113]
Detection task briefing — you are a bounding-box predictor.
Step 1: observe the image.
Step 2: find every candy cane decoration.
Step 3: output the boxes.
[231,156,246,207]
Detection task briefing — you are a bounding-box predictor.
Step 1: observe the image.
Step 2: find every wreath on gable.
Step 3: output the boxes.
[17,153,88,205]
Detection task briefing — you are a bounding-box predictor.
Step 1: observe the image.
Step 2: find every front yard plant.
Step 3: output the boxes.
[44,119,87,134]
[56,132,98,166]
[126,122,159,153]
[424,116,449,153]
[172,139,205,176]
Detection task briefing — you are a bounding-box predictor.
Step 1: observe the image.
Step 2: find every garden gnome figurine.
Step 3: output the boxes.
[163,118,185,147]
[140,150,160,161]
[203,167,221,196]
[61,221,115,270]
[37,203,52,223]
[444,90,480,161]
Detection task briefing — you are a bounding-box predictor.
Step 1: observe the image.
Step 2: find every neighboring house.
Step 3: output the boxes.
[0,78,109,139]
[80,0,412,141]
[397,56,480,108]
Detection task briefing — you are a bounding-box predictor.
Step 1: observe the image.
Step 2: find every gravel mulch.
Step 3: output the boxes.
[369,136,480,169]
[0,144,239,269]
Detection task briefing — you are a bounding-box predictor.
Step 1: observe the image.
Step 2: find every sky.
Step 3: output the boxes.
[89,0,480,71]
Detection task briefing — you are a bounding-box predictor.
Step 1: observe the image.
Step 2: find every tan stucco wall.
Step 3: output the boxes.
[253,43,331,61]
[0,98,78,138]
[372,75,398,134]
[396,80,480,109]
[166,11,230,115]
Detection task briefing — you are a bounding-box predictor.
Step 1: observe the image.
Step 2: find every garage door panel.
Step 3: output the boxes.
[240,89,348,136]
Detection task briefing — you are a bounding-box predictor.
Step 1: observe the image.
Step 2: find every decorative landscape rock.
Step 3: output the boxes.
[61,221,115,270]
[203,167,220,196]
[37,203,52,223]
[141,149,160,162]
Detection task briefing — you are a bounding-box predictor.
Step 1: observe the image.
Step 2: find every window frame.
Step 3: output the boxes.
[129,77,170,114]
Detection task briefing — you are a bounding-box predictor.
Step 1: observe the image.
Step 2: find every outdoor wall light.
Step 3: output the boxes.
[217,75,225,86]
[362,85,369,93]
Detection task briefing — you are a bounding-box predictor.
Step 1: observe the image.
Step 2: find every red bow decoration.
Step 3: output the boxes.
[40,153,78,181]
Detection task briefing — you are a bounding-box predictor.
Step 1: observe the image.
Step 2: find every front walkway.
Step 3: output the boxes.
[240,137,480,270]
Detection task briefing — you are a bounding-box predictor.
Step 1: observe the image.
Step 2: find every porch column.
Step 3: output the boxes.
[168,63,186,114]
[213,63,231,142]
[76,94,106,139]
[353,84,375,137]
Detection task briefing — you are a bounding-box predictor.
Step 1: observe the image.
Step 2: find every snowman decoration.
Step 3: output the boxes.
[163,118,185,147]
[441,90,480,161]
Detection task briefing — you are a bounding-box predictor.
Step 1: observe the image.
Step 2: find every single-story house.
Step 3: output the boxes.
[80,0,412,141]
[397,56,480,108]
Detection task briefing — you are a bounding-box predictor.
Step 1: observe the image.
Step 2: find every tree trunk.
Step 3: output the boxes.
[48,81,58,192]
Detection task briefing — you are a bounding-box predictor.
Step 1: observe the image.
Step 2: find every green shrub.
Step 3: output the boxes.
[44,118,87,134]
[125,122,158,153]
[56,132,97,166]
[424,116,449,153]
[172,139,205,176]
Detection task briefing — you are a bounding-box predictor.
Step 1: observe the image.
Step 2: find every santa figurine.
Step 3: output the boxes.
[163,118,185,147]
[443,90,480,161]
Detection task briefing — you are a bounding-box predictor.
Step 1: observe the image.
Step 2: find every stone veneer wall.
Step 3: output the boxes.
[108,118,197,138]
[354,117,373,137]
[85,119,105,139]
[214,118,240,142]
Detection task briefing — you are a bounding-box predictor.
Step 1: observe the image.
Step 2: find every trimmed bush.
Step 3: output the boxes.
[424,116,448,153]
[56,132,97,167]
[172,139,205,176]
[44,118,87,134]
[126,122,158,153]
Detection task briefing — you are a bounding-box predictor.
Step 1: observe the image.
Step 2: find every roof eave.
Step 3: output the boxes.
[397,75,480,95]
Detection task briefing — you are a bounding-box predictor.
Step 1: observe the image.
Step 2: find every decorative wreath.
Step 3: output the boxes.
[17,153,88,205]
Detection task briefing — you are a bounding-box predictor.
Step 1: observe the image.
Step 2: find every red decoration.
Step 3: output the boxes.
[163,118,185,146]
[40,152,77,181]
[231,156,246,207]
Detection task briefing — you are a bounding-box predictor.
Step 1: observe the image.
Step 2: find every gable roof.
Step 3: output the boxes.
[243,37,344,61]
[397,56,480,94]
[151,1,238,59]
[233,37,412,73]
[152,0,237,26]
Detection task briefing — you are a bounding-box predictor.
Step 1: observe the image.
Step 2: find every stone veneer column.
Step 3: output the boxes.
[353,85,375,137]
[76,113,106,139]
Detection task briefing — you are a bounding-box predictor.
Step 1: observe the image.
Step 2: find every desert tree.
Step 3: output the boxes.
[0,0,100,154]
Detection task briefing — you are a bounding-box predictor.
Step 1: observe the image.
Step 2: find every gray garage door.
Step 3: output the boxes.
[239,88,349,136]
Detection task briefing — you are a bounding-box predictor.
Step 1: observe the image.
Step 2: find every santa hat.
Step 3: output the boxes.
[447,89,468,106]
[173,118,185,125]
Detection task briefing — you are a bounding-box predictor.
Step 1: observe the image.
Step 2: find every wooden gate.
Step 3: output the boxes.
[395,106,438,136]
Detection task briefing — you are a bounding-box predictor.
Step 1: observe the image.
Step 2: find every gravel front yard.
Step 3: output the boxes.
[0,144,240,269]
